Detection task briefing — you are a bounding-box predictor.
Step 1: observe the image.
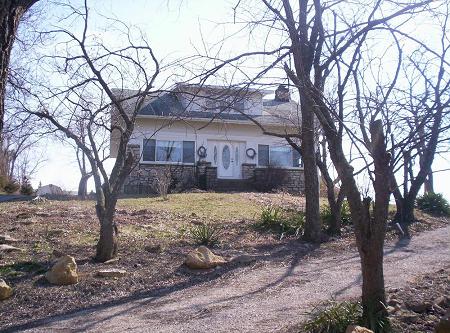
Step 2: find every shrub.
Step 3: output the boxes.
[302,300,362,333]
[416,192,450,216]
[153,167,172,199]
[4,179,20,194]
[320,200,352,228]
[189,223,220,246]
[20,177,34,195]
[257,206,305,237]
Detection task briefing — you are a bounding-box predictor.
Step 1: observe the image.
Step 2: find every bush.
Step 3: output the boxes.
[4,179,20,194]
[20,177,34,196]
[302,300,362,333]
[189,223,220,246]
[416,192,450,216]
[303,300,391,333]
[257,206,305,237]
[320,200,352,227]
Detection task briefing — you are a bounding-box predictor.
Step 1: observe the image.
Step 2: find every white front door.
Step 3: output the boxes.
[209,140,243,179]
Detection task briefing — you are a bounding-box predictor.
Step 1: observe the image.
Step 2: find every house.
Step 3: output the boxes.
[36,184,64,196]
[110,84,305,194]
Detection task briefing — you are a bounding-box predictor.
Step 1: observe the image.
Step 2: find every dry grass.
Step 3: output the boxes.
[0,192,447,331]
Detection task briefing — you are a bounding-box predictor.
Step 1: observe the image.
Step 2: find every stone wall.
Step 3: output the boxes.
[122,145,305,194]
[123,146,196,194]
[242,163,256,179]
[253,167,304,194]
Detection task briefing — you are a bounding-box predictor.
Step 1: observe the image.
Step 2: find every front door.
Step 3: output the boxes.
[210,141,242,179]
[219,142,233,178]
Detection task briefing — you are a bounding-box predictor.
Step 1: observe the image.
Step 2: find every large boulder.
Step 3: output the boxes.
[345,326,374,333]
[0,279,13,300]
[185,246,227,269]
[45,255,78,285]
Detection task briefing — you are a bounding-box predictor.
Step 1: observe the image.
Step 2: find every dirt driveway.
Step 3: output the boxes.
[6,225,450,333]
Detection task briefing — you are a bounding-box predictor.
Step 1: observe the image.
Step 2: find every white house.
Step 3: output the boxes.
[36,184,64,196]
[110,84,305,193]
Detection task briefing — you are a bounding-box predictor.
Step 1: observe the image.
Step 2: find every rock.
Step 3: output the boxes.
[185,246,227,269]
[231,254,258,264]
[406,300,432,313]
[345,325,374,333]
[401,312,420,323]
[35,212,51,217]
[96,269,127,278]
[45,255,78,285]
[0,279,13,300]
[386,305,397,314]
[387,296,401,307]
[103,258,120,265]
[30,196,48,205]
[0,234,19,244]
[0,244,24,252]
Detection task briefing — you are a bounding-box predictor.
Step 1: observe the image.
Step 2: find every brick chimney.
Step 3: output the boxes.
[274,84,290,102]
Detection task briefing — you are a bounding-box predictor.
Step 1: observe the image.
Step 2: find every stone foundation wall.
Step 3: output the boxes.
[253,167,304,194]
[123,145,196,194]
[122,145,305,194]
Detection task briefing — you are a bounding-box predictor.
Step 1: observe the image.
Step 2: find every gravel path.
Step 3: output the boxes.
[10,225,450,333]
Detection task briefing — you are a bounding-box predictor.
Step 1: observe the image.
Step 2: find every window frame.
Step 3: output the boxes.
[141,139,196,165]
[257,144,303,169]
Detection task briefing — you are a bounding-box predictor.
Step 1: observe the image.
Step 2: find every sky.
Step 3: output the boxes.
[19,0,450,199]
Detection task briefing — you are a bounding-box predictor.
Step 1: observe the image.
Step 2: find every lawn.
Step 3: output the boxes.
[0,191,447,330]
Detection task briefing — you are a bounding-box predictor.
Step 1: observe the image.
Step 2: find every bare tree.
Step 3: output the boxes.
[193,0,438,327]
[0,0,39,135]
[18,1,161,262]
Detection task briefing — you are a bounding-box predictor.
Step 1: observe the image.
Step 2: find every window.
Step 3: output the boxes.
[293,149,302,167]
[143,139,195,163]
[257,144,302,168]
[258,145,269,166]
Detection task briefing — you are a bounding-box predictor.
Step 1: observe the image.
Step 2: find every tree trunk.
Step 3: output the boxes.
[394,196,414,239]
[95,198,118,262]
[0,0,38,134]
[301,101,321,242]
[360,237,387,325]
[424,171,434,194]
[328,198,342,235]
[77,173,90,199]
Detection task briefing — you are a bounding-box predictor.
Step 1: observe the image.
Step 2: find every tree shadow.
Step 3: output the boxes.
[1,239,320,333]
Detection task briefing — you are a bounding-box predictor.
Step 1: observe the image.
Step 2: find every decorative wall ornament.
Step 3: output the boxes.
[197,146,207,158]
[246,148,256,159]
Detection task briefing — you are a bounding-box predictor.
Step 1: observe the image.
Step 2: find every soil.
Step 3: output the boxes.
[0,195,448,332]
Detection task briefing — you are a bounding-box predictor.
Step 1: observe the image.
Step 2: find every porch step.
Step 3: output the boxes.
[214,179,251,192]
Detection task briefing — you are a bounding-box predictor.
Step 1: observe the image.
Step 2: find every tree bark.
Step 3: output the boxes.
[0,0,38,134]
[77,173,91,199]
[424,171,434,194]
[299,77,321,241]
[95,196,118,262]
